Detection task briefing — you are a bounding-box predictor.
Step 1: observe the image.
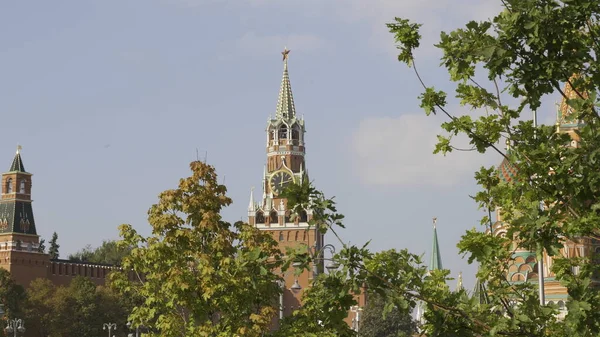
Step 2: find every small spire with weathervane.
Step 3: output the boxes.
[429,217,443,271]
[10,145,26,173]
[275,47,297,120]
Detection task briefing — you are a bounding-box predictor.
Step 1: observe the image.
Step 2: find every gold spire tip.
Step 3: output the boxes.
[432,217,437,228]
[16,144,22,154]
[282,47,290,62]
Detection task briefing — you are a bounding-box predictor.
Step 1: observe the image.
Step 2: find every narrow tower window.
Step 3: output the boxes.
[278,232,284,241]
[19,180,25,193]
[291,127,300,144]
[6,178,12,193]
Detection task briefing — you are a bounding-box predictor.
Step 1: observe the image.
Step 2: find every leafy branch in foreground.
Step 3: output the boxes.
[110,161,286,337]
[384,0,600,335]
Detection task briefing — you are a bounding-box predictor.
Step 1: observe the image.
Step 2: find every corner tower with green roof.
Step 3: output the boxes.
[0,146,50,288]
[0,145,37,236]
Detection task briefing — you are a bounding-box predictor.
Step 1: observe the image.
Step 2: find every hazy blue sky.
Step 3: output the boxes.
[0,0,560,291]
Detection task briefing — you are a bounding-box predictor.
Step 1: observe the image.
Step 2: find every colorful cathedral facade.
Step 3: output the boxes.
[495,76,599,315]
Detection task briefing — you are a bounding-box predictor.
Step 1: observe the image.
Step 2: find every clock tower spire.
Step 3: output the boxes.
[248,49,323,323]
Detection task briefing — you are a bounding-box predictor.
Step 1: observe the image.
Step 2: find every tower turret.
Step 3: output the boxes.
[416,217,444,329]
[429,217,443,271]
[0,145,37,236]
[0,146,49,288]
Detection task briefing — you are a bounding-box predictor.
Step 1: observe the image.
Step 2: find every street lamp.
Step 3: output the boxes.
[276,263,304,321]
[5,319,25,337]
[276,280,285,320]
[127,321,144,337]
[290,279,302,293]
[350,305,363,332]
[312,244,338,278]
[103,323,117,337]
[291,244,339,293]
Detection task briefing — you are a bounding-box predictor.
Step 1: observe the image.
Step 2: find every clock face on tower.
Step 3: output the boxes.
[269,170,294,195]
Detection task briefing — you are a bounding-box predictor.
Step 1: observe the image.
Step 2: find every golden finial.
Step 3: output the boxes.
[282,47,291,62]
[433,217,437,229]
[505,139,510,151]
[16,144,22,155]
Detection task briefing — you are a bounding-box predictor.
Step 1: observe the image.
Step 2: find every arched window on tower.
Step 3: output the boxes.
[278,125,288,141]
[19,180,25,193]
[270,210,278,224]
[6,178,12,194]
[255,211,265,224]
[279,232,284,241]
[299,210,308,223]
[291,126,300,144]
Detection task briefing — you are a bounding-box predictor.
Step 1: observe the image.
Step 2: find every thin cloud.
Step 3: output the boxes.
[352,113,497,187]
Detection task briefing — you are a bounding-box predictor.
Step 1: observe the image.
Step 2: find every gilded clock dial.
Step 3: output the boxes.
[269,171,294,195]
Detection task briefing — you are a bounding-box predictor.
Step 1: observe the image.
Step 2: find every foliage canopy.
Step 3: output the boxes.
[384,0,600,335]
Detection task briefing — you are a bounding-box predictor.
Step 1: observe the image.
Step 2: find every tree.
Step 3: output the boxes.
[111,161,284,337]
[275,272,357,337]
[383,0,600,335]
[67,244,94,263]
[48,232,59,259]
[24,277,131,337]
[37,238,46,253]
[0,269,25,319]
[359,291,416,337]
[24,279,60,337]
[69,240,131,265]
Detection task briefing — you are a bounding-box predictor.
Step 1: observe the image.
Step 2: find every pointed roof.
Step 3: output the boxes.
[456,272,463,291]
[248,187,255,212]
[558,74,587,127]
[275,47,297,120]
[0,201,37,235]
[472,278,489,305]
[429,218,443,271]
[498,141,518,184]
[9,145,26,173]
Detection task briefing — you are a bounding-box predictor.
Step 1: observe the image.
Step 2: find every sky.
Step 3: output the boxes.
[0,0,562,292]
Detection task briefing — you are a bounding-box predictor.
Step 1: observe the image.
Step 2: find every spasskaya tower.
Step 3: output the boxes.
[247,48,324,319]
